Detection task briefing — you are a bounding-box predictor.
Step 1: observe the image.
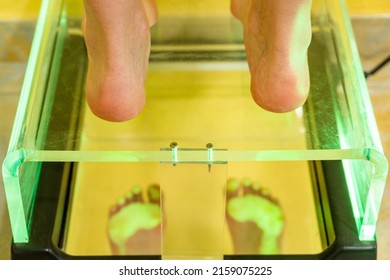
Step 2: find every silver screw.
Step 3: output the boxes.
[206,143,214,172]
[170,142,178,166]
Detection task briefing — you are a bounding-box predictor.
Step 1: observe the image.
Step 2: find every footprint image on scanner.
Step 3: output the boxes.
[226,178,284,255]
[107,179,284,255]
[107,184,161,255]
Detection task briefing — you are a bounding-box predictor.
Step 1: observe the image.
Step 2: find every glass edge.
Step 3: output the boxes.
[336,0,385,153]
[2,0,65,244]
[6,0,52,155]
[334,0,388,240]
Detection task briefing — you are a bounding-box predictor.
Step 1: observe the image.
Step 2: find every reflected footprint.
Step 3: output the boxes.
[226,178,284,255]
[107,184,161,255]
[107,178,284,256]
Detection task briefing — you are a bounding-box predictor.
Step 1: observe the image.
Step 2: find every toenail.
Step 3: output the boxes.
[243,178,251,187]
[125,191,133,200]
[132,186,142,194]
[252,183,261,190]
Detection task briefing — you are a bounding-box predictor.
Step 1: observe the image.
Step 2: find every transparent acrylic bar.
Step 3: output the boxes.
[160,162,227,259]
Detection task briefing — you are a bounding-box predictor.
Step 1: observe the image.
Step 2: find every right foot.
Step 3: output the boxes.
[83,0,157,122]
[231,0,312,113]
[226,178,284,254]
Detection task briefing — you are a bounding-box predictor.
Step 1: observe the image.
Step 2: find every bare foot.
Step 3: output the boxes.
[226,178,284,254]
[82,0,157,122]
[231,0,312,113]
[107,184,161,255]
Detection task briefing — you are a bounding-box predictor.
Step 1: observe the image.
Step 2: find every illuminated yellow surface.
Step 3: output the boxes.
[155,0,230,17]
[65,161,322,256]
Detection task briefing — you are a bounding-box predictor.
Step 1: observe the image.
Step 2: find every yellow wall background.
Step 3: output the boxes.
[0,0,390,20]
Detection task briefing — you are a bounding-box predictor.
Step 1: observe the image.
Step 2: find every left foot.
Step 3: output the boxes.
[107,184,161,255]
[82,0,158,122]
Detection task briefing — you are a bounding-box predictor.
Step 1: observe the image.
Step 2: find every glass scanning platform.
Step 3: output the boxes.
[2,0,388,259]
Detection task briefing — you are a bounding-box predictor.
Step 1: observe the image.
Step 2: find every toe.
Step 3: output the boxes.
[226,178,240,200]
[110,195,127,216]
[131,185,143,203]
[242,178,253,195]
[147,184,161,205]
